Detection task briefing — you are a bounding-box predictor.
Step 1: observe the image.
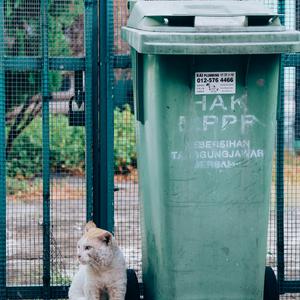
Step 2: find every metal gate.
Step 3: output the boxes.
[0,0,99,298]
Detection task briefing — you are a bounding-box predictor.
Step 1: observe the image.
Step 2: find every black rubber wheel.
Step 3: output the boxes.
[264,266,279,300]
[125,269,140,300]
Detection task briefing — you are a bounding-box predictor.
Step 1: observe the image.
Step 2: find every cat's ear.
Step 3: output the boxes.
[85,221,96,233]
[101,232,112,246]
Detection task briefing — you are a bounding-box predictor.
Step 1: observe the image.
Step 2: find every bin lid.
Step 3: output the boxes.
[122,0,300,54]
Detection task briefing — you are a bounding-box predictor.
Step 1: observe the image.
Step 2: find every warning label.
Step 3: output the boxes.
[195,72,236,95]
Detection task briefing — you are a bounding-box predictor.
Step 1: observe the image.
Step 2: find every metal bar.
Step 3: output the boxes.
[6,286,69,299]
[91,0,100,224]
[4,56,41,70]
[84,0,95,221]
[50,57,85,71]
[41,0,51,298]
[97,0,114,232]
[281,281,300,293]
[0,0,6,298]
[284,54,300,67]
[113,54,131,69]
[276,58,285,292]
[106,0,115,234]
[2,55,128,71]
[278,0,285,24]
[295,0,300,152]
[276,0,285,293]
[97,0,108,230]
[3,57,85,71]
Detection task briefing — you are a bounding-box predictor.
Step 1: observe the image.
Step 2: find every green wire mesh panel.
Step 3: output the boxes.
[113,0,142,281]
[265,0,300,298]
[113,77,142,278]
[6,71,43,287]
[282,0,300,297]
[3,0,89,298]
[4,0,44,289]
[48,0,84,57]
[47,1,87,298]
[281,0,300,297]
[4,0,41,57]
[49,70,86,291]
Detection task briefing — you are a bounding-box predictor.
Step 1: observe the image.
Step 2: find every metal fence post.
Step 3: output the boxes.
[295,0,300,153]
[277,0,285,293]
[0,0,6,297]
[96,0,114,232]
[85,0,97,220]
[41,0,51,298]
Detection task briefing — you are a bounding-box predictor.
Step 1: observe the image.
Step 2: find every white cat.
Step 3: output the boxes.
[68,221,127,300]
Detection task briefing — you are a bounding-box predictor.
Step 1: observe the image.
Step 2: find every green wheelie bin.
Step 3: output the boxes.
[122,1,300,299]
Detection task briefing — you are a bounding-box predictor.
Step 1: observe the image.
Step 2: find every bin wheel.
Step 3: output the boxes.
[263,266,279,300]
[125,269,140,300]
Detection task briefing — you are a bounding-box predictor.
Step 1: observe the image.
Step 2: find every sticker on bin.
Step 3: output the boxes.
[195,72,236,95]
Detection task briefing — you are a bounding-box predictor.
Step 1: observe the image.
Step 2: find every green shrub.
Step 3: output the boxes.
[114,105,136,172]
[49,115,85,174]
[7,115,85,178]
[7,119,43,178]
[6,177,42,196]
[7,107,137,178]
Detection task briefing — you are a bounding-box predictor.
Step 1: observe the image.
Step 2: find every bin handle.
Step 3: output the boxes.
[135,52,145,124]
[276,58,284,121]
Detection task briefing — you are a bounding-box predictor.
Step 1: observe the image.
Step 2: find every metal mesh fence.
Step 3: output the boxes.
[283,0,300,292]
[283,66,300,284]
[113,67,142,278]
[48,0,88,297]
[6,70,43,287]
[113,0,142,281]
[4,0,41,57]
[1,0,300,299]
[3,0,87,299]
[48,1,84,57]
[276,0,300,296]
[49,70,86,290]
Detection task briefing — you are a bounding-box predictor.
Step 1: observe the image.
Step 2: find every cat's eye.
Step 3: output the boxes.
[84,246,92,250]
